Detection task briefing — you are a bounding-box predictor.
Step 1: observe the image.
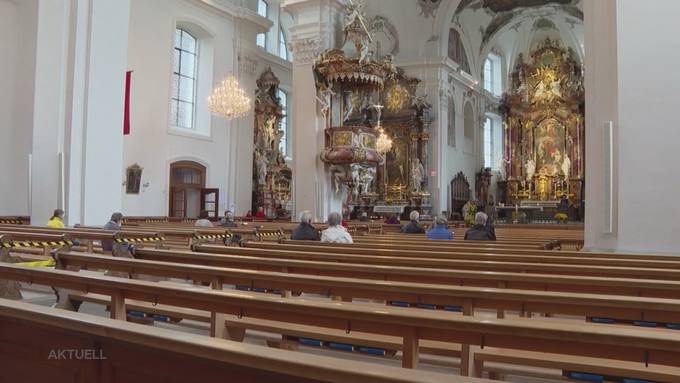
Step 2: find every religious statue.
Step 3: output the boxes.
[255,150,268,186]
[357,166,376,195]
[411,158,425,193]
[316,87,335,120]
[525,157,536,183]
[343,0,373,62]
[561,154,571,181]
[369,104,384,126]
[498,157,509,181]
[343,91,357,122]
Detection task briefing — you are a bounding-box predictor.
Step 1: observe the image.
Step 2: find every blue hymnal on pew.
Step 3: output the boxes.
[389,301,410,307]
[566,371,604,382]
[358,347,386,356]
[127,310,145,318]
[328,342,354,351]
[632,320,657,328]
[590,317,615,324]
[299,338,323,347]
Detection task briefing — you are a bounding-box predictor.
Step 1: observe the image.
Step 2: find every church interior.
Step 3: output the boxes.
[1,0,680,382]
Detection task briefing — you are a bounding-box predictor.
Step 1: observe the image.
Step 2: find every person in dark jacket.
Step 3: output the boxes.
[464,212,496,241]
[291,210,319,240]
[401,210,425,233]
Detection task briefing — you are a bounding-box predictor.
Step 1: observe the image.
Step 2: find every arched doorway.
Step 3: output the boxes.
[168,161,218,219]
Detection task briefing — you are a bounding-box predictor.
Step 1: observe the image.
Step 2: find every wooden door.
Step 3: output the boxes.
[170,188,186,218]
[200,188,219,220]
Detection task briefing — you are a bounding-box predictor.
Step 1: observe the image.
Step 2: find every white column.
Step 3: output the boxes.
[30,0,71,225]
[584,0,680,254]
[283,0,343,222]
[78,0,131,225]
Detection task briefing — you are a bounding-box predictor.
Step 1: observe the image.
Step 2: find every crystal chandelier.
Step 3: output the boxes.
[208,73,252,119]
[375,126,393,154]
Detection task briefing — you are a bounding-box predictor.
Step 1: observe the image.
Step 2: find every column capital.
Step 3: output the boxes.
[288,37,321,66]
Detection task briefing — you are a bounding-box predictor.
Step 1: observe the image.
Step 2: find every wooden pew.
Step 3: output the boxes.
[194,245,680,280]
[0,299,467,383]
[133,248,680,300]
[473,348,680,382]
[55,251,680,325]
[4,263,680,377]
[280,239,673,261]
[246,241,680,267]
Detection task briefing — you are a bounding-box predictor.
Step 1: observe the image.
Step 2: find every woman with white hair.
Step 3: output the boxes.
[464,212,496,241]
[426,215,454,240]
[321,212,353,243]
[401,210,425,233]
[291,210,319,240]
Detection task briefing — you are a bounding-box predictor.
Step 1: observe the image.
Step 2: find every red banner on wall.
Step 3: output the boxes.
[123,70,132,135]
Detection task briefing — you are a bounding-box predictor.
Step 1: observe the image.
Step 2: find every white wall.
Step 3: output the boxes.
[585,0,680,254]
[123,0,284,217]
[0,0,36,216]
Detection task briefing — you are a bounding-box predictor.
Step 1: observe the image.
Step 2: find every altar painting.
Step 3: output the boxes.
[385,136,409,187]
[535,118,565,176]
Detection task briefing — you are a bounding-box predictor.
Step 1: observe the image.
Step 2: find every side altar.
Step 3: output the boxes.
[313,0,432,219]
[498,38,585,210]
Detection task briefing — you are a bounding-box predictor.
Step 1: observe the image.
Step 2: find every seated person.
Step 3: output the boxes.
[255,207,266,218]
[219,210,238,228]
[46,209,65,228]
[321,212,353,243]
[401,211,425,233]
[464,212,497,241]
[195,210,214,227]
[102,212,125,253]
[291,210,319,240]
[384,213,400,225]
[426,215,454,240]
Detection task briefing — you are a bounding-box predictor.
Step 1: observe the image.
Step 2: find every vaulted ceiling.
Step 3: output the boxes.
[450,0,583,79]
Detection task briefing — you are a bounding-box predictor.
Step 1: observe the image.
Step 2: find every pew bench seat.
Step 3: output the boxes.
[69,292,461,361]
[473,348,680,382]
[223,315,462,359]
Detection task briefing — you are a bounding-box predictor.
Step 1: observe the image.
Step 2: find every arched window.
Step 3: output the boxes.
[278,89,289,157]
[171,28,198,130]
[483,53,502,97]
[256,0,268,48]
[483,114,503,169]
[279,27,288,61]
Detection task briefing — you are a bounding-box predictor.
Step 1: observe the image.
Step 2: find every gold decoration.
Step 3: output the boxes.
[333,131,353,146]
[385,84,410,111]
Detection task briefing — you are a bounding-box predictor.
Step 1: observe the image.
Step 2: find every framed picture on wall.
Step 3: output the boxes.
[126,164,143,194]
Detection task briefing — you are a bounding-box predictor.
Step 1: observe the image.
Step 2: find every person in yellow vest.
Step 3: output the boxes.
[46,209,65,228]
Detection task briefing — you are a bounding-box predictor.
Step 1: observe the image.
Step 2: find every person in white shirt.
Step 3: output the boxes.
[195,210,214,227]
[321,212,353,244]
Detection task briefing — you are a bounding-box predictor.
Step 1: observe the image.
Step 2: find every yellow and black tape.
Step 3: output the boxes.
[0,219,21,224]
[193,234,233,240]
[115,236,164,244]
[255,230,284,238]
[0,240,74,249]
[16,259,56,267]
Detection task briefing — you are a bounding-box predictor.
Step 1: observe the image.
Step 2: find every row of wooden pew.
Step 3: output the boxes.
[1,223,678,382]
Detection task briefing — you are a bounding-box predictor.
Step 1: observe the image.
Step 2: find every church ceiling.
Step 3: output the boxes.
[455,0,579,16]
[452,0,583,53]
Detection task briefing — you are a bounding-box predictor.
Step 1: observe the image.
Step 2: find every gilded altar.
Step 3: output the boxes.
[500,38,584,206]
[252,68,292,217]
